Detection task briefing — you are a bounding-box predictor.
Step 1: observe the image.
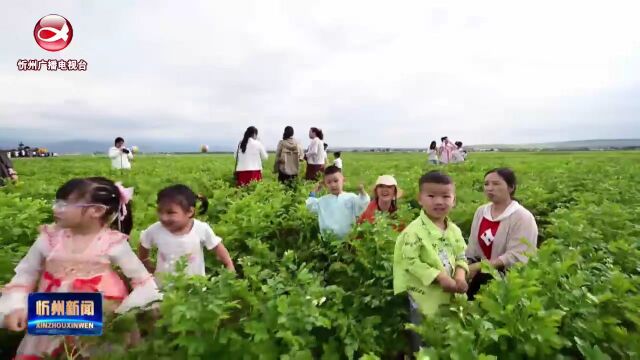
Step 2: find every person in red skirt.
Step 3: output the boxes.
[305,127,326,181]
[234,126,268,187]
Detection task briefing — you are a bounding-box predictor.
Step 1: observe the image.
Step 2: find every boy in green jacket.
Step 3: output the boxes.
[394,170,468,318]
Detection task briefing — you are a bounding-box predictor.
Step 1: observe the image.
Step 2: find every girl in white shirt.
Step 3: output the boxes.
[427,140,439,165]
[235,126,268,187]
[138,185,235,287]
[305,127,327,180]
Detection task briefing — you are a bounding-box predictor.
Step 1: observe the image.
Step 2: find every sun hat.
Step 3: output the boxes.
[373,175,403,199]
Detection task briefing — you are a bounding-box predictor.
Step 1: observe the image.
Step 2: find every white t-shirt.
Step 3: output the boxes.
[108,146,133,170]
[334,158,343,169]
[140,219,222,280]
[235,138,268,171]
[427,149,438,161]
[452,149,465,163]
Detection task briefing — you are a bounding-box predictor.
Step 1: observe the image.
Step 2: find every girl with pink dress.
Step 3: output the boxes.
[0,177,162,360]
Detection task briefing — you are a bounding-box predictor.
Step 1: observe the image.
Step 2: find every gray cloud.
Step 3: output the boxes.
[1,0,640,150]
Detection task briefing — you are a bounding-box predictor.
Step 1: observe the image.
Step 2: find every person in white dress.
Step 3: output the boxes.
[234,126,268,187]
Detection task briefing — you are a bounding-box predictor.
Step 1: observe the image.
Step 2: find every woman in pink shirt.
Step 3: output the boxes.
[438,136,456,164]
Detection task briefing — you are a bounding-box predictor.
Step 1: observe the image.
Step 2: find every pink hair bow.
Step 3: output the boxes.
[115,182,134,221]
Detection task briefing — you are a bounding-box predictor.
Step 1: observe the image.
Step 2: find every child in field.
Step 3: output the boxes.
[333,151,343,169]
[393,171,468,349]
[138,185,235,287]
[306,165,370,238]
[427,141,439,165]
[358,175,402,225]
[0,177,162,359]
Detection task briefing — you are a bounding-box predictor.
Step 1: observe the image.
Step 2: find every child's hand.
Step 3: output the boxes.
[4,309,27,332]
[454,268,468,293]
[437,273,458,293]
[314,182,324,193]
[455,277,468,293]
[467,262,481,280]
[358,184,366,195]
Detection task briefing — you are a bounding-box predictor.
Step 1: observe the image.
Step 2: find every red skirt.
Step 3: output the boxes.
[236,170,263,187]
[305,164,325,181]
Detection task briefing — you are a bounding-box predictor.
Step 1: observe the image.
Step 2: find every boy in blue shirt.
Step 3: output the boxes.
[306,165,370,238]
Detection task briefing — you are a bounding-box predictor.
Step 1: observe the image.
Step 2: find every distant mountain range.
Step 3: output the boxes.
[1,138,639,154]
[0,139,235,154]
[333,139,640,152]
[467,139,640,150]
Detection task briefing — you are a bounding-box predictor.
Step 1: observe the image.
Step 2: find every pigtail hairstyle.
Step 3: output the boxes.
[157,184,209,217]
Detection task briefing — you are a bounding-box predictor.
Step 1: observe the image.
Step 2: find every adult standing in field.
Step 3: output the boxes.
[451,141,466,163]
[0,151,18,185]
[438,136,456,164]
[235,126,268,187]
[108,137,133,170]
[274,126,304,184]
[305,127,327,180]
[465,168,538,299]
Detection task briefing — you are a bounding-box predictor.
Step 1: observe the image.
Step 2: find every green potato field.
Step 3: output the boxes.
[1,151,639,359]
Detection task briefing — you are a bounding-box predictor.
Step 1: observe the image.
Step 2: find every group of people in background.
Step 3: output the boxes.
[428,136,467,165]
[104,128,464,189]
[234,125,342,187]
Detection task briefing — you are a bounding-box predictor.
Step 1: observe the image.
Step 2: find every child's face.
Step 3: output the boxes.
[484,172,512,204]
[324,172,344,195]
[418,183,455,220]
[309,129,315,139]
[53,196,106,229]
[158,201,194,233]
[375,185,396,202]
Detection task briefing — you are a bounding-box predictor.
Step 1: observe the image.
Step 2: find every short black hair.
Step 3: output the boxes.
[115,137,124,145]
[440,136,448,142]
[419,170,453,188]
[334,151,341,158]
[324,165,342,176]
[157,184,209,216]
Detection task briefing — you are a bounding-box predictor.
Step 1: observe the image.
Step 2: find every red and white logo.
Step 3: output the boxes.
[34,14,73,52]
[480,229,495,246]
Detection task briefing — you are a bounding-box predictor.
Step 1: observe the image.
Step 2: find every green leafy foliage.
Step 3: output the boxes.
[1,151,639,359]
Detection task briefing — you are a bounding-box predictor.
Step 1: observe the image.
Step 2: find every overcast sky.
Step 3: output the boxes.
[1,0,640,149]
